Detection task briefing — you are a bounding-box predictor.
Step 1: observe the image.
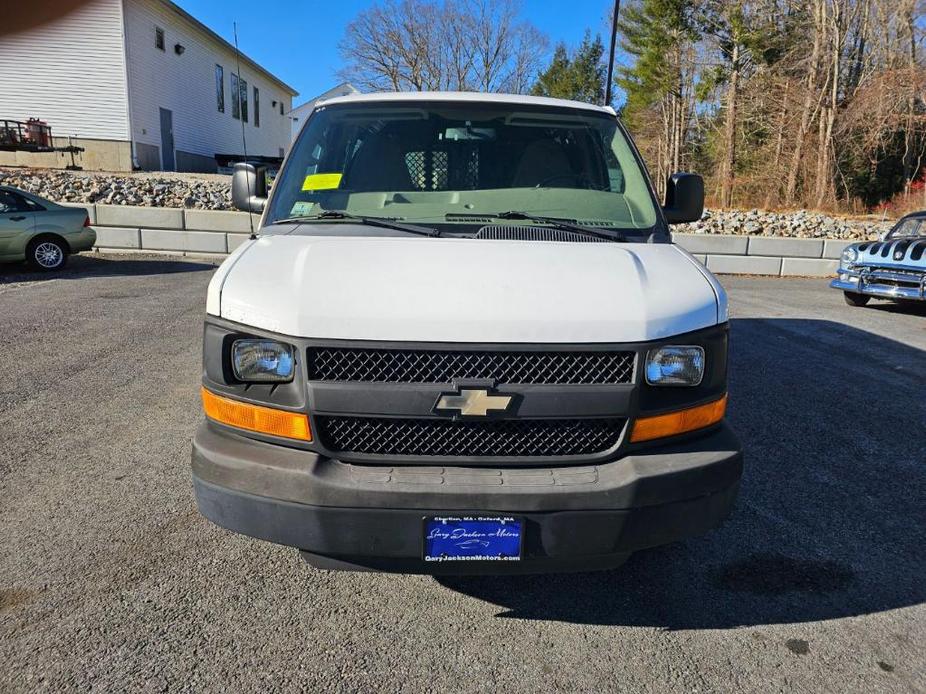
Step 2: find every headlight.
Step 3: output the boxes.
[841,247,858,264]
[231,339,295,382]
[645,346,705,386]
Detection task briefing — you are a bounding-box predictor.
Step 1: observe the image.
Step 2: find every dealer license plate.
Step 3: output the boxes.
[423,516,523,563]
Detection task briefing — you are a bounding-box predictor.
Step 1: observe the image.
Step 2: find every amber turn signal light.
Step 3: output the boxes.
[630,395,727,443]
[201,387,312,441]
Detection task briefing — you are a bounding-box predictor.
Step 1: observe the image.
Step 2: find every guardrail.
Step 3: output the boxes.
[62,203,851,277]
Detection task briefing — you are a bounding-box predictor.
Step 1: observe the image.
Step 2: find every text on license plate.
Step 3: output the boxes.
[423,516,523,562]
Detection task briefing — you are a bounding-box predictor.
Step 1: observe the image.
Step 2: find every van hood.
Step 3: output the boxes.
[208,233,726,343]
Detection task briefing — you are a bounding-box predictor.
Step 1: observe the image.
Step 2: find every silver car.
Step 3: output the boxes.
[831,212,926,306]
[0,185,97,271]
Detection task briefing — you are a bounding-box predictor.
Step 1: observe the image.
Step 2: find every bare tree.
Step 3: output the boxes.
[505,25,549,93]
[784,0,827,204]
[339,0,547,94]
[698,0,759,208]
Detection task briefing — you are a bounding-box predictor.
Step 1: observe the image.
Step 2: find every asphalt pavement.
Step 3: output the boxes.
[1,253,924,693]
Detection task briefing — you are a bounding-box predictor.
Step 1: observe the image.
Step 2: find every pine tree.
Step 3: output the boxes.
[617,0,694,116]
[616,0,699,192]
[530,44,571,98]
[530,32,606,104]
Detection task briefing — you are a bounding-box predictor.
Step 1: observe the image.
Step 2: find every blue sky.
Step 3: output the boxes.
[174,0,618,105]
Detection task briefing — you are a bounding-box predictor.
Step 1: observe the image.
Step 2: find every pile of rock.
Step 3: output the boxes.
[677,208,893,240]
[0,168,900,238]
[0,168,233,210]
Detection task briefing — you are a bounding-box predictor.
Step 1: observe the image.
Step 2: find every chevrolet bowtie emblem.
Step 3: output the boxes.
[434,388,514,417]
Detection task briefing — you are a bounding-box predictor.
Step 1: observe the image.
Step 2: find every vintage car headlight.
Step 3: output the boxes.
[231,339,295,382]
[841,246,858,264]
[645,346,705,386]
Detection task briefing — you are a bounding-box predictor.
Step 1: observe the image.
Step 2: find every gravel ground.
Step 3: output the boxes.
[0,255,924,693]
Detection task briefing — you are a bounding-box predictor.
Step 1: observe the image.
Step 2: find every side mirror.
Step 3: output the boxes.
[662,172,704,224]
[231,162,268,213]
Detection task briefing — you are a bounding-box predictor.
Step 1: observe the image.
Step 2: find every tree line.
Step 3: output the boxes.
[339,0,926,212]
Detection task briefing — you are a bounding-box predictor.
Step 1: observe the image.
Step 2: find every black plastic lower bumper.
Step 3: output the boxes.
[192,421,743,574]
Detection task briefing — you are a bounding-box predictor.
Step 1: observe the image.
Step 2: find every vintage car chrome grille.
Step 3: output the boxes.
[849,264,925,285]
[860,267,925,287]
[316,415,625,457]
[307,348,635,385]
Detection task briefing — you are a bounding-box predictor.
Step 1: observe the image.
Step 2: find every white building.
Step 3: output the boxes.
[0,0,297,172]
[289,83,360,142]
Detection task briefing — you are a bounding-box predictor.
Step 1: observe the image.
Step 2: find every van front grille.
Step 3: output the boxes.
[307,348,635,385]
[316,416,625,458]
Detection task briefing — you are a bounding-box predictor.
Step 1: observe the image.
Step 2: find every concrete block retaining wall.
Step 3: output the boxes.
[80,204,847,276]
[96,205,185,230]
[672,233,849,277]
[87,204,260,256]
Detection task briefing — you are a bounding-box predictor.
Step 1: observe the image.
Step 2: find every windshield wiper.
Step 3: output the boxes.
[269,210,440,237]
[491,211,626,242]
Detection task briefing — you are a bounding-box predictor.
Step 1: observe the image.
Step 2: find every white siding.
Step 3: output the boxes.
[0,0,129,140]
[123,0,294,167]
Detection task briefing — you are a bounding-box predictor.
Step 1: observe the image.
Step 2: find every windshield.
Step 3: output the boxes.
[266,100,659,232]
[888,217,924,239]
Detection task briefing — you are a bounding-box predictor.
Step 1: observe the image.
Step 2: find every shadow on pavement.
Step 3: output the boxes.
[437,318,926,628]
[0,253,217,284]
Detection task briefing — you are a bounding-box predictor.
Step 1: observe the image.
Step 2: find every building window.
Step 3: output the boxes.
[239,77,249,123]
[230,72,240,119]
[279,102,284,116]
[155,27,165,51]
[215,65,224,113]
[253,87,260,127]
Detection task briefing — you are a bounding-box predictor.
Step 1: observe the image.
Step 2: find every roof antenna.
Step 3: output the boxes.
[233,21,257,240]
[604,0,621,106]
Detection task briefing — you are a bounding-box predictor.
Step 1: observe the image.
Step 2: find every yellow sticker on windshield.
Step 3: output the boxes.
[302,173,342,191]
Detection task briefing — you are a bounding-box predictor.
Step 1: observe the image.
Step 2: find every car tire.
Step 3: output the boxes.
[843,291,870,307]
[26,237,68,272]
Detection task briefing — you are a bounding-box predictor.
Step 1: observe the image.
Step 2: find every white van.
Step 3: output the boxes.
[192,92,742,574]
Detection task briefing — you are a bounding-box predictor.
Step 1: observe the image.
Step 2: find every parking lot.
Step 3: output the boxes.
[0,254,924,693]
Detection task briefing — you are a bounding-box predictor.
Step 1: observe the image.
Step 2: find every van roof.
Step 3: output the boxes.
[316,91,617,116]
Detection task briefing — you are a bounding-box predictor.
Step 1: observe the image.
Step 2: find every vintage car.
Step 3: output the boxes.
[832,211,926,306]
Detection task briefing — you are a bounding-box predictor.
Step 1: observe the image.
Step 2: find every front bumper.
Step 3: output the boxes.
[192,420,743,573]
[832,266,926,301]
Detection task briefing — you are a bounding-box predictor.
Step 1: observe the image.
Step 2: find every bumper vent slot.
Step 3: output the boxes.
[307,348,635,385]
[316,416,625,458]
